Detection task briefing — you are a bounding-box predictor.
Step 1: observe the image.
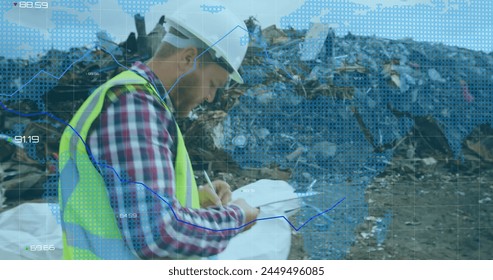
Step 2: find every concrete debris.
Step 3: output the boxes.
[233,135,248,148]
[256,128,270,139]
[307,142,337,164]
[96,31,122,56]
[300,23,334,62]
[421,157,437,166]
[465,138,493,162]
[428,68,446,83]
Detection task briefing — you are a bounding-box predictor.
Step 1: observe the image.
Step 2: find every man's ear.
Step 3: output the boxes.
[177,47,199,73]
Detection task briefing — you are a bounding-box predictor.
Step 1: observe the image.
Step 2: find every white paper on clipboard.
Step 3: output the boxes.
[215,179,301,260]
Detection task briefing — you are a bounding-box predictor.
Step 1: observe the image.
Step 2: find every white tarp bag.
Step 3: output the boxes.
[0,180,300,260]
[0,203,62,260]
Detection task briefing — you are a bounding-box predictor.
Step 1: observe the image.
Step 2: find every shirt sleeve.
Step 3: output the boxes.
[87,87,245,259]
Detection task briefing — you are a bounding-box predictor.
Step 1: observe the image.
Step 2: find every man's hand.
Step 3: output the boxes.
[198,180,233,207]
[198,180,259,231]
[230,198,259,232]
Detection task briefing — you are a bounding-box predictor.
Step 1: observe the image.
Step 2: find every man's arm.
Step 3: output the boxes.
[88,88,246,259]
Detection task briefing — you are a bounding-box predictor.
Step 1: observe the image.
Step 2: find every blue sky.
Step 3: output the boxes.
[0,0,491,58]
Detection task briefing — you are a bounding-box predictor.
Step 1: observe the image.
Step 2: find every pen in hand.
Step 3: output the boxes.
[203,170,216,193]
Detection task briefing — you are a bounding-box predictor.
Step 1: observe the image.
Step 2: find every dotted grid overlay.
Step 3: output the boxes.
[0,0,169,258]
[0,1,103,234]
[223,1,493,259]
[118,0,168,15]
[68,155,137,260]
[0,0,492,259]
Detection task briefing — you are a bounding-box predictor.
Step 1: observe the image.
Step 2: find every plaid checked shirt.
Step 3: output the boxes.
[87,62,245,259]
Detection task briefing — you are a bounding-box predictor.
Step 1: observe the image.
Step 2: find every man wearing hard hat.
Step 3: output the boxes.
[58,0,259,259]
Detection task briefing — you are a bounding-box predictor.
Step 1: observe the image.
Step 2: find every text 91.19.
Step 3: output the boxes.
[14,136,39,143]
[18,1,49,8]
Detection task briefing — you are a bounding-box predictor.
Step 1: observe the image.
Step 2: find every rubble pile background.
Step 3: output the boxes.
[1,17,492,259]
[198,21,493,259]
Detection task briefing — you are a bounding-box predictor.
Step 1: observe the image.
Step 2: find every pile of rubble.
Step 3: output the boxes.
[187,20,493,182]
[189,20,493,259]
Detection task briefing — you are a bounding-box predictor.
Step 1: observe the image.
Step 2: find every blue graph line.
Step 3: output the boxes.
[0,49,93,97]
[0,98,345,231]
[1,25,294,100]
[0,25,344,232]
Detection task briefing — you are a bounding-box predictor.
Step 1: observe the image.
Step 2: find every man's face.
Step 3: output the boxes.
[173,61,229,118]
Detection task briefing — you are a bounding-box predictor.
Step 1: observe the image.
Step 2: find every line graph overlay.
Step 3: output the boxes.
[0,24,293,101]
[0,22,345,230]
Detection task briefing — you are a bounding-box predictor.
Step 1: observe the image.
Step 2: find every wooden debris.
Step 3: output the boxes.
[240,167,291,180]
[335,63,368,74]
[0,162,46,199]
[262,25,289,45]
[286,147,305,162]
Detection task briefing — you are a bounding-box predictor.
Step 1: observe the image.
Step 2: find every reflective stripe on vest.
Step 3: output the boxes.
[58,70,200,259]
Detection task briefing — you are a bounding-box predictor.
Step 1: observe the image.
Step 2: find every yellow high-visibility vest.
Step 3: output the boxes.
[58,70,200,259]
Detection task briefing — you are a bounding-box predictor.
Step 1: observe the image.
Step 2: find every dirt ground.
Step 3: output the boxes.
[286,124,493,260]
[285,159,493,260]
[348,162,493,259]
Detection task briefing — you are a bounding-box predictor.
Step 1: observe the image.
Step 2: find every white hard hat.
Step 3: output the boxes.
[164,0,248,84]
